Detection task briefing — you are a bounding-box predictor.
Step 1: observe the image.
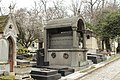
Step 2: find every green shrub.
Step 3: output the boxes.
[17,48,30,54]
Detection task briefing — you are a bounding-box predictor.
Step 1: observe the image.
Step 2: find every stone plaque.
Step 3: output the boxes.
[0,38,9,62]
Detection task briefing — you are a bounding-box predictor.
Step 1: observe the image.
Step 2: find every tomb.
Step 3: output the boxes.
[44,15,88,67]
[0,13,19,74]
[86,30,98,54]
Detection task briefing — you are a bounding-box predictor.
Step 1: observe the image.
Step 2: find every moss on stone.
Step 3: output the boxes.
[0,15,8,32]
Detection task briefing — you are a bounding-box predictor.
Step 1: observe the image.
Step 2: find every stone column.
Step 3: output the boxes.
[44,29,48,61]
[82,30,87,61]
[82,30,87,49]
[72,27,78,48]
[14,41,17,67]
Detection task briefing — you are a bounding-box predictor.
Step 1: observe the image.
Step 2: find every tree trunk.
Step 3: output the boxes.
[105,37,111,51]
[117,38,120,53]
[102,39,104,51]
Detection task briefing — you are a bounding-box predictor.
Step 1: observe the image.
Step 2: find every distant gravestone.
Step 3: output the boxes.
[0,38,9,62]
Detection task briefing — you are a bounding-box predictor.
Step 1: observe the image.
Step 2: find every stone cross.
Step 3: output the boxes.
[9,3,15,14]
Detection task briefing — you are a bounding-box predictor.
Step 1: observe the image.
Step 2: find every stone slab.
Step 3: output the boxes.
[31,73,61,80]
[30,68,58,75]
[40,65,74,76]
[42,65,68,70]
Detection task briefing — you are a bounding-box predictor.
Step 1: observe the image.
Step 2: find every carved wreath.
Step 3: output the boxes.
[51,53,56,58]
[63,53,69,59]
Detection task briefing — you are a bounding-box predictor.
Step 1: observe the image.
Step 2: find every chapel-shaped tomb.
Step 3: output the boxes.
[44,15,88,67]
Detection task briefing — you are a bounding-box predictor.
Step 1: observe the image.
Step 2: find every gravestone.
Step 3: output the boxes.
[36,49,44,67]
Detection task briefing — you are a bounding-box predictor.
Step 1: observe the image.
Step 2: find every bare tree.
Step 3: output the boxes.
[15,8,43,48]
[68,0,83,16]
[37,0,67,21]
[0,0,3,15]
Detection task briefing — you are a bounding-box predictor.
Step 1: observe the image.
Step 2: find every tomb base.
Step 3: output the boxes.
[30,68,61,80]
[48,49,88,67]
[41,65,75,76]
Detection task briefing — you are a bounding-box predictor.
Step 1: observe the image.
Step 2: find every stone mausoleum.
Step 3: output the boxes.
[0,13,19,74]
[44,15,88,67]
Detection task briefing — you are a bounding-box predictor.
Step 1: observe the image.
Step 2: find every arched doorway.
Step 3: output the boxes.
[77,19,85,31]
[7,36,14,72]
[77,19,86,48]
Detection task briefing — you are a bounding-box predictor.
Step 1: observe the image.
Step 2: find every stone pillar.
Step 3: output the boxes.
[82,30,87,49]
[14,41,17,67]
[44,29,48,61]
[72,27,77,48]
[82,30,87,61]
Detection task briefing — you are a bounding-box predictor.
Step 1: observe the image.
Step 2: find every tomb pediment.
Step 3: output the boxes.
[0,15,19,36]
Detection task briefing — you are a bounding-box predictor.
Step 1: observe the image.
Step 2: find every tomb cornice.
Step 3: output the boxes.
[45,23,72,29]
[48,49,88,52]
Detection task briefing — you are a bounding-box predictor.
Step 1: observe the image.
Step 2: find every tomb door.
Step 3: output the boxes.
[0,38,9,63]
[7,37,14,72]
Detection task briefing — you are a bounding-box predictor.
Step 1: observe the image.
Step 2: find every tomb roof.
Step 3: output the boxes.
[0,15,9,33]
[46,15,85,29]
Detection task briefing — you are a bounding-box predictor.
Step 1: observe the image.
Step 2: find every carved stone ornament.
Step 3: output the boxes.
[63,53,69,59]
[51,53,56,58]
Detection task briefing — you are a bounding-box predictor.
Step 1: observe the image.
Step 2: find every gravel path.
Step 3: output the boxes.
[80,58,120,80]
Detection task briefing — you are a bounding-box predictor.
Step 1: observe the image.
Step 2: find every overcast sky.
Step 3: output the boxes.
[1,0,119,9]
[0,0,39,9]
[0,0,119,15]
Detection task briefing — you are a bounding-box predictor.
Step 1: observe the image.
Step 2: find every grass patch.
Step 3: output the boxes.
[0,76,15,80]
[80,66,96,73]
